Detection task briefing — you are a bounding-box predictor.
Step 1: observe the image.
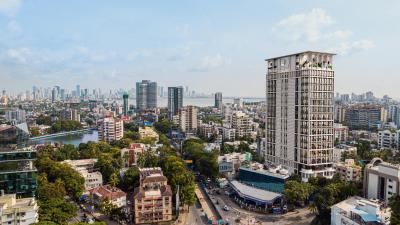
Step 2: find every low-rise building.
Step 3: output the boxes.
[138,127,159,142]
[333,145,357,162]
[63,159,103,191]
[331,196,390,225]
[364,158,400,203]
[133,167,172,224]
[334,159,362,182]
[218,152,252,178]
[334,123,349,143]
[0,193,39,225]
[89,185,127,208]
[121,143,147,168]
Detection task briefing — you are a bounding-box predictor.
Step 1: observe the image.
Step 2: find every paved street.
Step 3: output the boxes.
[207,189,314,225]
[186,202,208,225]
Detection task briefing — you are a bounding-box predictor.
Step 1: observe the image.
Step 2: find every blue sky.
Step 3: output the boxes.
[0,0,399,97]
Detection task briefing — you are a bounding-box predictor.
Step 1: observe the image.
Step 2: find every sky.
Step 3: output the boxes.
[0,0,399,98]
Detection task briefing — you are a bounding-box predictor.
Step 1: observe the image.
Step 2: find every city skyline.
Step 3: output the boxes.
[1,0,400,97]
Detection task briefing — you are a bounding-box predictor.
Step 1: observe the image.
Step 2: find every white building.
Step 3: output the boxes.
[222,126,236,141]
[98,116,124,143]
[331,196,390,225]
[364,158,400,204]
[265,51,335,182]
[63,159,103,191]
[0,193,39,225]
[5,109,26,123]
[378,129,400,150]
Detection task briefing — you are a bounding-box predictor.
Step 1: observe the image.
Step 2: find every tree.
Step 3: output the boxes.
[137,151,159,168]
[37,174,66,200]
[38,198,77,224]
[95,153,121,183]
[283,180,314,206]
[29,127,41,137]
[119,167,140,191]
[389,195,400,225]
[109,172,120,187]
[154,119,174,134]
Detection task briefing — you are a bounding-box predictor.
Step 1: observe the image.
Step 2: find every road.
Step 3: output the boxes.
[208,188,314,225]
[186,201,208,225]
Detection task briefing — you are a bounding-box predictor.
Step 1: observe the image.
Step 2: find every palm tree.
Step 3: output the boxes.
[308,202,317,214]
[109,172,119,187]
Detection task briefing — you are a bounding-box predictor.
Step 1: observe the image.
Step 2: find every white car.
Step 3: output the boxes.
[223,205,230,211]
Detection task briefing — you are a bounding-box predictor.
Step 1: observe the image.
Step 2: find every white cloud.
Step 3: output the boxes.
[0,0,21,17]
[324,30,352,39]
[190,53,231,72]
[6,47,32,63]
[328,39,375,55]
[273,8,334,42]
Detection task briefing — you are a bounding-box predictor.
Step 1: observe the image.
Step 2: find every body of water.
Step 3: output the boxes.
[30,130,99,147]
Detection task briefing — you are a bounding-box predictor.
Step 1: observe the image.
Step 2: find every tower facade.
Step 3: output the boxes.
[168,87,183,119]
[215,92,223,109]
[265,51,335,182]
[136,80,157,110]
[123,93,129,116]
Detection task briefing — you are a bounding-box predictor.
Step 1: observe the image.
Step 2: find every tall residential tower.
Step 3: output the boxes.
[265,51,335,182]
[168,86,183,119]
[136,80,157,110]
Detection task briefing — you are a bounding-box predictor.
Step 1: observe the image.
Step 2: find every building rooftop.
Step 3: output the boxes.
[265,51,335,61]
[333,196,390,225]
[89,185,126,200]
[230,180,281,203]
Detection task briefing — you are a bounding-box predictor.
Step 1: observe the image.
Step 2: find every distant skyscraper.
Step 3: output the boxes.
[265,51,335,182]
[60,89,65,101]
[215,92,223,109]
[51,88,56,103]
[123,93,129,116]
[136,80,157,110]
[76,84,81,97]
[168,87,183,119]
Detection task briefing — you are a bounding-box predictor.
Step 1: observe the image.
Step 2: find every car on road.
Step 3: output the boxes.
[223,205,230,211]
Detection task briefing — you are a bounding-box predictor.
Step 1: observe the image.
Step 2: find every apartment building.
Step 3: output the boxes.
[98,117,124,143]
[364,158,400,203]
[230,111,253,139]
[331,196,390,225]
[121,143,147,168]
[377,129,400,150]
[0,193,39,225]
[138,127,159,142]
[334,159,362,182]
[265,51,335,181]
[334,123,349,143]
[346,105,383,130]
[178,106,198,133]
[133,167,172,224]
[60,108,80,122]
